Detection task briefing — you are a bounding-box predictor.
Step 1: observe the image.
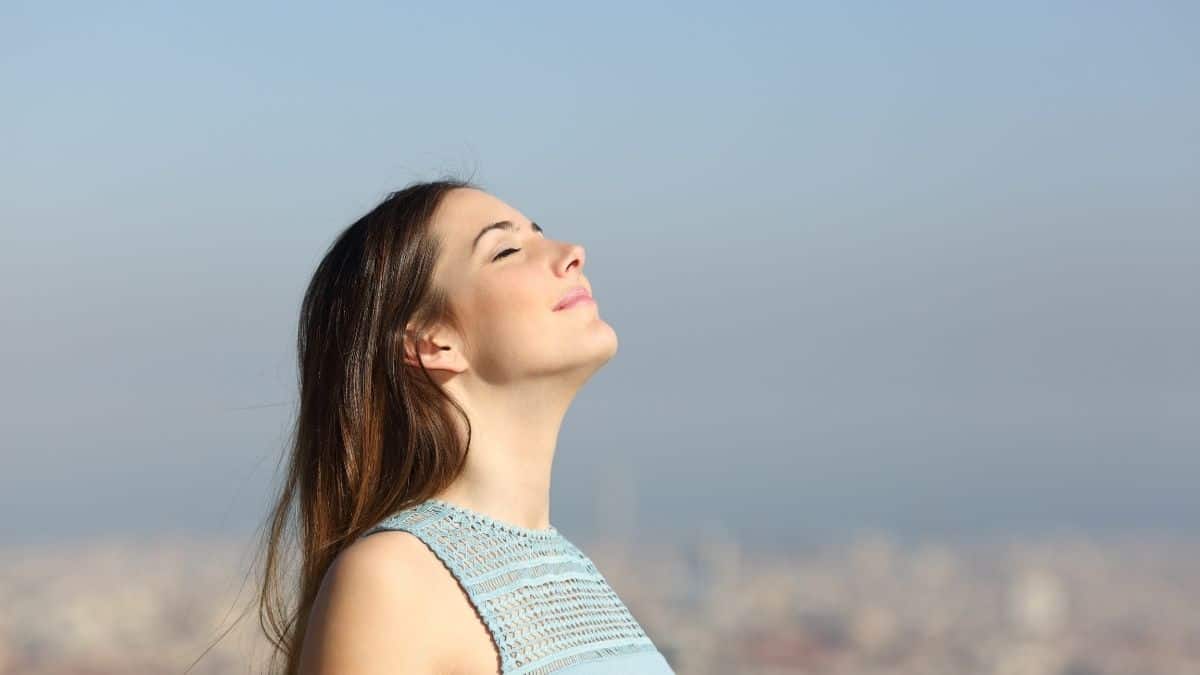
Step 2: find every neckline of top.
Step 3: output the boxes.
[424,498,561,540]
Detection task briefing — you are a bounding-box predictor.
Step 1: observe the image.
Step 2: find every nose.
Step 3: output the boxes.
[558,242,585,276]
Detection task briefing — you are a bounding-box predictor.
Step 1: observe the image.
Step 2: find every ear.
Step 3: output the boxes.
[402,327,468,373]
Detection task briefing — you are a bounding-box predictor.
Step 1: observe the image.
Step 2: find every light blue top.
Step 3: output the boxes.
[360,498,676,674]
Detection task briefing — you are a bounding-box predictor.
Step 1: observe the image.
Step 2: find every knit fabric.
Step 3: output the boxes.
[360,498,675,674]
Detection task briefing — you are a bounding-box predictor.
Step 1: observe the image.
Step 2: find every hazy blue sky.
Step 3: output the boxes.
[3,2,1197,547]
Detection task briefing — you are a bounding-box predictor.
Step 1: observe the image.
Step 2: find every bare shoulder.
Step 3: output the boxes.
[297,530,448,675]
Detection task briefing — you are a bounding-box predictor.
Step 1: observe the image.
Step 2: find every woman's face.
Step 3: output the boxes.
[425,187,617,382]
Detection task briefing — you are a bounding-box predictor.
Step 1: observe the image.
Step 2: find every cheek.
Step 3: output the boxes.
[469,282,555,360]
[474,275,546,324]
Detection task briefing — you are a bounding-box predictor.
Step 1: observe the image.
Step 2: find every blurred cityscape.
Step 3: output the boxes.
[2,527,1198,675]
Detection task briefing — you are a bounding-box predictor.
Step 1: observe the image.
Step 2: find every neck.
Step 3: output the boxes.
[432,375,580,530]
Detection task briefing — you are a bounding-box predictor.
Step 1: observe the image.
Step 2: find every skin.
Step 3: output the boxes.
[408,187,619,531]
[299,188,619,674]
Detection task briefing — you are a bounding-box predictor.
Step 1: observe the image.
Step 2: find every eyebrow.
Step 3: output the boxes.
[471,219,543,254]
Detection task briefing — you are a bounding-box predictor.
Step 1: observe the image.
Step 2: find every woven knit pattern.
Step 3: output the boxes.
[361,498,670,674]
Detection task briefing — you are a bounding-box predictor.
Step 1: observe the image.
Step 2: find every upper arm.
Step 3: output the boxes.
[298,531,441,675]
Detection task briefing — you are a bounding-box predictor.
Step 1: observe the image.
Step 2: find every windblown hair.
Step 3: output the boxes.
[197,177,485,675]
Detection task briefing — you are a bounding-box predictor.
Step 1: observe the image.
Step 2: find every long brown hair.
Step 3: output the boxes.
[245,177,482,674]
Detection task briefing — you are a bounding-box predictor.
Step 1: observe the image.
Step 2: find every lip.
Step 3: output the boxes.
[553,285,593,311]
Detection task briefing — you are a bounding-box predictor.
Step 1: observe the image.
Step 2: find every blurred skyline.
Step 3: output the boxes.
[2,2,1197,547]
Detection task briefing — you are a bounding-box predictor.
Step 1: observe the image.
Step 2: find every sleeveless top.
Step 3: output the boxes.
[359,498,676,674]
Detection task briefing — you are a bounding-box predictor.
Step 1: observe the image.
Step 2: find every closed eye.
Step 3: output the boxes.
[489,223,545,262]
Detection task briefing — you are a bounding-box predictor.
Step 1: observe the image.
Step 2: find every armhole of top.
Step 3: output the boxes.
[361,516,510,672]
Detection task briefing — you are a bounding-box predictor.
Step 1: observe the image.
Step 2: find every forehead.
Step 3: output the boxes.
[433,188,523,247]
[431,188,526,284]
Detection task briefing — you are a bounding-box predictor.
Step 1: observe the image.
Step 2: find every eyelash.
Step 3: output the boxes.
[490,225,546,262]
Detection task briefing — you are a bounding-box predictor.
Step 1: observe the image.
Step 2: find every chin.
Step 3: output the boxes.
[598,329,619,365]
[574,323,619,369]
[594,318,619,355]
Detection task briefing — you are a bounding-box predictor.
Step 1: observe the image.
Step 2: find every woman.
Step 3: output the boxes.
[256,178,675,674]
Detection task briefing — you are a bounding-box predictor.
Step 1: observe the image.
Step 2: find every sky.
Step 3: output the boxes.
[2,1,1197,548]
